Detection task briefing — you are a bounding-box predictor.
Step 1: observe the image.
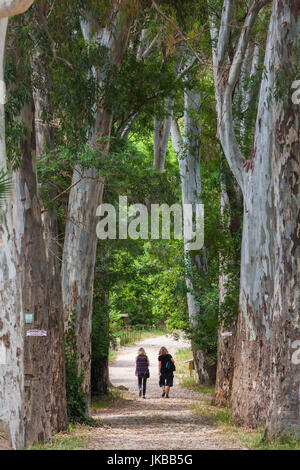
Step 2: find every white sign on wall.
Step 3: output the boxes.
[26,330,47,337]
[221,331,233,338]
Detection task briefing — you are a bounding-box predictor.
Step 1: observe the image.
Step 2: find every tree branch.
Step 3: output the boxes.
[170,119,183,155]
[151,0,204,66]
[212,0,271,192]
[0,0,33,18]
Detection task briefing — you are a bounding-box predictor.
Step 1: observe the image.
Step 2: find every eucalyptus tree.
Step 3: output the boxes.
[214,38,262,407]
[210,0,276,427]
[170,89,217,383]
[1,2,70,447]
[62,0,138,399]
[0,0,57,450]
[266,0,300,438]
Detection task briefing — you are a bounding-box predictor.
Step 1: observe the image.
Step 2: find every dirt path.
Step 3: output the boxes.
[89,334,241,450]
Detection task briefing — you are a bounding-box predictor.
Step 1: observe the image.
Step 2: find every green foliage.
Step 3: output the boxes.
[28,432,88,451]
[91,245,110,397]
[191,402,231,425]
[65,311,93,425]
[92,388,124,410]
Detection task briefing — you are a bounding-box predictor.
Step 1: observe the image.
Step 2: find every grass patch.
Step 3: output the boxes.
[109,349,117,364]
[28,426,89,450]
[190,401,300,450]
[92,387,124,410]
[175,349,215,396]
[175,348,194,374]
[251,434,300,450]
[176,348,300,450]
[180,376,215,395]
[191,402,231,425]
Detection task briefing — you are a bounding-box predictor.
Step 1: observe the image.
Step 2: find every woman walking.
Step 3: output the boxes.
[158,346,175,398]
[135,347,150,398]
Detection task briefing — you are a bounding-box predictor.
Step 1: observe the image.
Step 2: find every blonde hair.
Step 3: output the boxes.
[159,346,168,355]
[138,347,146,355]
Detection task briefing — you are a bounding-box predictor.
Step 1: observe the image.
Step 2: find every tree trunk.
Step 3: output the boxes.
[33,75,68,436]
[230,29,275,425]
[211,0,275,426]
[213,40,258,407]
[153,97,174,172]
[0,0,33,18]
[0,0,67,447]
[213,182,236,406]
[266,0,300,438]
[62,7,132,401]
[0,18,25,449]
[171,90,214,384]
[62,168,103,400]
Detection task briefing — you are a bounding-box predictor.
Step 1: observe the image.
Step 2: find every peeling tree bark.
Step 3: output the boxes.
[211,0,275,427]
[62,5,132,401]
[266,0,300,438]
[213,181,236,406]
[0,18,25,450]
[171,90,214,384]
[33,67,68,437]
[0,0,59,450]
[214,42,259,408]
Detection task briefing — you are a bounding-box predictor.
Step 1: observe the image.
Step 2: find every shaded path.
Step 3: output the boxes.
[89,335,241,450]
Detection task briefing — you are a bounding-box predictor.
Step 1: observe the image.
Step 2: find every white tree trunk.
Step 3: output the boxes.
[0,0,37,450]
[0,18,25,450]
[153,97,174,172]
[171,90,214,384]
[214,40,260,408]
[0,0,33,18]
[62,7,131,400]
[266,0,300,438]
[211,0,275,426]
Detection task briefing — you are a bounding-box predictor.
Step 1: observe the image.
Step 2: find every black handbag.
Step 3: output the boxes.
[144,371,150,378]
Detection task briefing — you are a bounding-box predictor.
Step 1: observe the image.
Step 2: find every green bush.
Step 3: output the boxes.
[65,311,93,425]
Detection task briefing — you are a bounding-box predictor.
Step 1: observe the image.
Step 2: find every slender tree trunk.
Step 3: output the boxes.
[171,90,214,384]
[266,0,300,438]
[213,181,236,406]
[62,7,132,401]
[153,96,174,172]
[62,167,103,399]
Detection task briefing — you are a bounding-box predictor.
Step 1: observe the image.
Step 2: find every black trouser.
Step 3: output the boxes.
[138,374,147,396]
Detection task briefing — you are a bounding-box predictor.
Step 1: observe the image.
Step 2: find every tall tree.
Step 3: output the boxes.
[267,0,300,438]
[0,0,57,450]
[62,1,137,400]
[171,89,214,384]
[210,0,275,426]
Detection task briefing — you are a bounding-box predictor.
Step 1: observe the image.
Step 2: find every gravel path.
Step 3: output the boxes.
[89,335,241,450]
